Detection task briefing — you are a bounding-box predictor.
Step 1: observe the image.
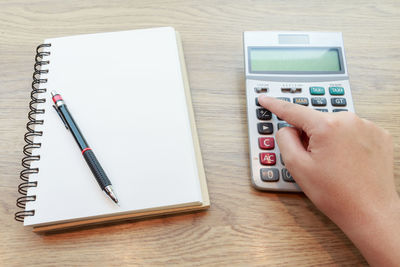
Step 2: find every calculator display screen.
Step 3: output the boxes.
[249,47,343,74]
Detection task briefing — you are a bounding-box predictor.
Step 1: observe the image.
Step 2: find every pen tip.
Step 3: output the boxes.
[104,185,119,206]
[51,90,58,97]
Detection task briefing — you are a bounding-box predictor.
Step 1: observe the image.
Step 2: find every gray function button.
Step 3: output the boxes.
[260,168,279,182]
[280,154,285,165]
[258,122,273,134]
[331,98,347,106]
[255,87,268,93]
[293,97,309,106]
[282,168,295,182]
[315,108,328,112]
[278,122,292,130]
[255,98,261,106]
[311,97,327,106]
[256,108,272,120]
[333,109,348,112]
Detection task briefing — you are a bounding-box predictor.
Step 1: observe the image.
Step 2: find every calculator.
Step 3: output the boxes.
[243,31,355,191]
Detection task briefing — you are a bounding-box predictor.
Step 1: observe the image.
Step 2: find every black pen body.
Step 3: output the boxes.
[52,94,112,190]
[58,104,89,151]
[51,91,119,204]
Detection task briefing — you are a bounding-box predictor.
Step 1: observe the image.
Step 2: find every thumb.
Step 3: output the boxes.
[276,127,312,181]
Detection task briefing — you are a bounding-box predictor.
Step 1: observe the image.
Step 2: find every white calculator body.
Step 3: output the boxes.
[244,31,355,191]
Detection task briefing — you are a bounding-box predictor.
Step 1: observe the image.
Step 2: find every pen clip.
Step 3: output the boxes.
[52,105,69,130]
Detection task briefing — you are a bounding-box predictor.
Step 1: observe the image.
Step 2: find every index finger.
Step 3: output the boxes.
[258,95,326,132]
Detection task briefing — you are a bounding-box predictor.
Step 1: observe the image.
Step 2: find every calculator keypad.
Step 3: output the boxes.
[248,81,354,191]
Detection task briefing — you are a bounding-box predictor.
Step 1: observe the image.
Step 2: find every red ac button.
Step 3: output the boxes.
[258,137,275,150]
[260,152,276,165]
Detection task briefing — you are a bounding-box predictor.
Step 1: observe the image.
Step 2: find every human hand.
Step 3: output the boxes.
[258,95,400,267]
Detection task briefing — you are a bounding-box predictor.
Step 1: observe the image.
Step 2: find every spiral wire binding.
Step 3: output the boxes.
[15,43,51,222]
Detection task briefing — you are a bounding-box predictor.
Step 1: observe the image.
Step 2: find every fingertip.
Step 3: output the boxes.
[258,95,273,106]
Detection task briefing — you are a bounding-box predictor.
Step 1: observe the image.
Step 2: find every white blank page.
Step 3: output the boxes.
[25,27,202,226]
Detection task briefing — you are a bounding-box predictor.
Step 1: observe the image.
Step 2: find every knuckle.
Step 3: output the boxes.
[318,112,359,135]
[319,116,340,134]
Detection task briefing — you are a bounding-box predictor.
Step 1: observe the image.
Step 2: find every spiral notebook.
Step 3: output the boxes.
[15,27,209,232]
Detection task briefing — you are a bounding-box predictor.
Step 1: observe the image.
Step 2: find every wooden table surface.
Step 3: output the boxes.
[1,0,399,265]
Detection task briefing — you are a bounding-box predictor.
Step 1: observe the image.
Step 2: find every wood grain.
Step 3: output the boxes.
[1,0,399,265]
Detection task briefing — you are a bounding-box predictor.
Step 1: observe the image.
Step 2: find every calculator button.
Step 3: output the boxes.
[258,137,275,150]
[260,168,279,182]
[276,97,290,102]
[258,123,273,134]
[331,98,347,106]
[311,97,327,106]
[309,86,325,95]
[333,109,348,112]
[260,153,276,165]
[280,154,285,165]
[282,168,295,183]
[255,98,261,106]
[282,88,301,93]
[315,108,328,112]
[329,87,345,95]
[255,87,268,93]
[256,108,272,120]
[278,122,291,130]
[293,97,309,106]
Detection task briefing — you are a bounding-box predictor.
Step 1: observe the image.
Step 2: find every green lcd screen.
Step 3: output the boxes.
[249,47,342,73]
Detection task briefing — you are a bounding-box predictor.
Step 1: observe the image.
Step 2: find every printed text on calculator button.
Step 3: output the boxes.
[260,152,276,165]
[331,97,347,106]
[256,108,272,120]
[259,137,275,150]
[309,86,325,95]
[260,168,279,182]
[311,97,327,106]
[293,97,309,106]
[329,87,344,95]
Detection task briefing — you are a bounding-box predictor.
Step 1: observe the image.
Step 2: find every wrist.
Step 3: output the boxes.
[339,195,400,266]
[341,194,400,234]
